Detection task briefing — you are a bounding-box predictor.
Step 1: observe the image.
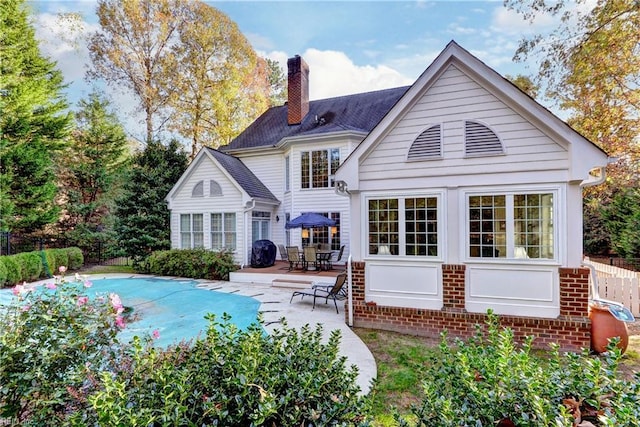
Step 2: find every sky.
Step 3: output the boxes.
[27,0,569,142]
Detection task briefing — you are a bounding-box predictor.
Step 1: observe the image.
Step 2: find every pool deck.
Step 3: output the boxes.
[42,271,376,394]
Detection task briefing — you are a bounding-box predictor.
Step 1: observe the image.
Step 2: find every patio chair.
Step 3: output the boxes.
[303,245,318,270]
[289,273,348,313]
[329,245,345,269]
[278,244,288,261]
[286,246,302,271]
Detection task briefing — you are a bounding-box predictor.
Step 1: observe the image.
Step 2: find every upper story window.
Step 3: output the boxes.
[467,191,555,260]
[210,180,222,196]
[285,155,290,192]
[408,124,442,160]
[464,120,504,157]
[367,195,440,257]
[192,181,204,197]
[301,148,340,189]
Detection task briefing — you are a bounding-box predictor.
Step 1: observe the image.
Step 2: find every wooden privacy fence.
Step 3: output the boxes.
[589,260,640,317]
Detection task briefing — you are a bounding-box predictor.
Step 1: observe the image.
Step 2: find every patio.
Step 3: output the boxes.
[231,260,344,288]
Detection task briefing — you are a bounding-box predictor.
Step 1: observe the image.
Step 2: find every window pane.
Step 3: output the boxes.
[469,195,505,258]
[514,193,553,259]
[211,213,222,250]
[301,152,310,189]
[180,214,191,232]
[368,198,399,255]
[224,213,237,250]
[405,197,438,256]
[312,150,329,188]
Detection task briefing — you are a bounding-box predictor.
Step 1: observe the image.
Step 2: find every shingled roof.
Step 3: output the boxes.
[221,85,410,152]
[205,147,279,203]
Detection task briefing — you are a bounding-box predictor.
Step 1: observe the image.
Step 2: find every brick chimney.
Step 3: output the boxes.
[287,55,309,125]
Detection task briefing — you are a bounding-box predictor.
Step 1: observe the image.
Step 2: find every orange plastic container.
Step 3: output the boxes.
[589,302,629,354]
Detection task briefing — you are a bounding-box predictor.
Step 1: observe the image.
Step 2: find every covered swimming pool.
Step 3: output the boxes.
[91,277,262,346]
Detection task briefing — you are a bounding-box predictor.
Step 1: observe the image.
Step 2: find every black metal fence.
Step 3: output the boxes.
[588,256,640,272]
[0,232,129,266]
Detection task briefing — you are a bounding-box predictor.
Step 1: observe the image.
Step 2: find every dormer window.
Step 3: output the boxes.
[464,120,504,157]
[408,124,442,160]
[192,180,204,197]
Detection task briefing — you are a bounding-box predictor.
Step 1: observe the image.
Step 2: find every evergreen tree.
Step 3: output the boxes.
[0,0,72,233]
[114,139,187,264]
[59,91,129,246]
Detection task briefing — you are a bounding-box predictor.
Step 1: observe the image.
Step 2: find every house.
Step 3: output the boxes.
[166,41,609,350]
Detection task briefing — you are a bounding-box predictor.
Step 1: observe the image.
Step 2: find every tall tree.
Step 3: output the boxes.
[0,0,72,234]
[114,139,187,264]
[167,1,269,157]
[505,0,639,186]
[267,58,287,107]
[58,91,129,244]
[87,0,187,143]
[506,74,540,99]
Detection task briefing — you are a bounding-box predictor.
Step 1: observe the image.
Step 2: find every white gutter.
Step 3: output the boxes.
[347,253,353,327]
[241,200,256,268]
[580,158,617,188]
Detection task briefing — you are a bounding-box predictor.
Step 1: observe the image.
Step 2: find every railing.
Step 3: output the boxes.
[0,232,129,267]
[586,258,640,317]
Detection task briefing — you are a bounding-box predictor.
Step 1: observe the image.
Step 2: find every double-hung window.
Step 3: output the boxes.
[367,195,440,257]
[301,148,340,189]
[180,214,203,248]
[211,213,236,250]
[467,191,555,260]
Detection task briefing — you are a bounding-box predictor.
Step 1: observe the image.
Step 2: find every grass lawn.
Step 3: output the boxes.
[355,325,640,426]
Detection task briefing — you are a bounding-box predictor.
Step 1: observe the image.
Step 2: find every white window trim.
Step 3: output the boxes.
[362,190,445,260]
[211,212,237,251]
[460,185,563,265]
[180,213,204,249]
[301,148,341,189]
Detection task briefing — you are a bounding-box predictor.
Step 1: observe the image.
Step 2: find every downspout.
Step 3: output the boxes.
[241,199,256,268]
[335,180,353,326]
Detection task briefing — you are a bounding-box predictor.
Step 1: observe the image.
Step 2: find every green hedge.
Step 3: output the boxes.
[145,248,237,280]
[1,247,84,287]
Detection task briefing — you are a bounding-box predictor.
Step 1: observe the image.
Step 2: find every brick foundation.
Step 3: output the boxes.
[345,262,591,351]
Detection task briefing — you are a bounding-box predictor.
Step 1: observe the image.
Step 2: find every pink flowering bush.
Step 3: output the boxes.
[0,269,123,425]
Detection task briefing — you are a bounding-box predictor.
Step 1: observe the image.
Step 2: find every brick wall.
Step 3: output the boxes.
[345,262,591,351]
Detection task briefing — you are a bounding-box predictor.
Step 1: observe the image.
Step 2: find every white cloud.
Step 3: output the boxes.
[301,49,414,100]
[490,6,556,35]
[262,49,415,101]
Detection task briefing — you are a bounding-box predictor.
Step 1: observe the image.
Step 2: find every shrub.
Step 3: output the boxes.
[44,249,58,276]
[80,315,370,426]
[0,273,123,425]
[15,252,42,282]
[65,247,84,270]
[145,248,237,280]
[53,248,69,271]
[2,255,22,286]
[398,311,640,426]
[0,258,7,285]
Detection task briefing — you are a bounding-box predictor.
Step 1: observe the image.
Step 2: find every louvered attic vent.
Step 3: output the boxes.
[408,124,442,160]
[465,121,504,156]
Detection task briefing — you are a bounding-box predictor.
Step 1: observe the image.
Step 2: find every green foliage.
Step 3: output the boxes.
[14,251,42,282]
[44,249,58,276]
[603,188,640,259]
[398,312,640,426]
[81,315,369,426]
[0,274,122,425]
[65,247,84,270]
[145,248,237,280]
[58,91,129,243]
[0,258,7,285]
[2,255,21,286]
[0,0,72,233]
[53,248,69,272]
[114,139,188,265]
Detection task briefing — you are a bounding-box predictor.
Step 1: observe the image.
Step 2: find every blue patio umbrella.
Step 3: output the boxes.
[285,212,336,229]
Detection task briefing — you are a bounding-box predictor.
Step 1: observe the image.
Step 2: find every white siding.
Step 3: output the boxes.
[168,156,245,265]
[359,64,569,185]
